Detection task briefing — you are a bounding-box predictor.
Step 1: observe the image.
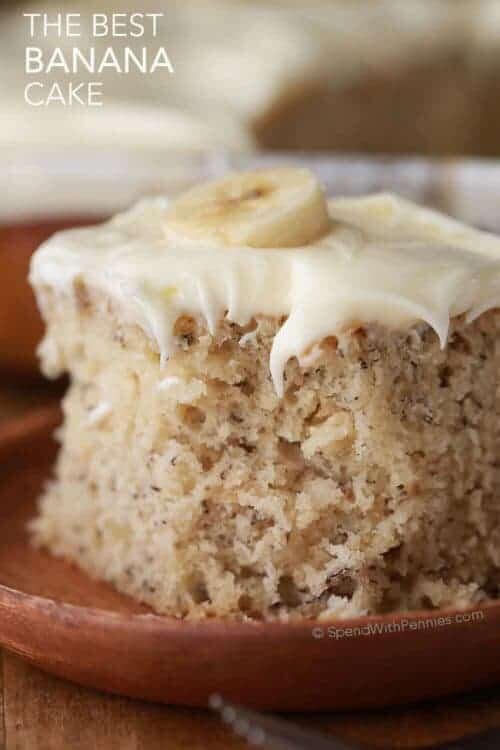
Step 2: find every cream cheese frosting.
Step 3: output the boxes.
[30,192,500,397]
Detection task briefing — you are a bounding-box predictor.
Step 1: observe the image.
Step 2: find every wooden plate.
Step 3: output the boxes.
[0,407,499,712]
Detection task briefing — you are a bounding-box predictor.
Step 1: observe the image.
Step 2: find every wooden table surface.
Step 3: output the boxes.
[1,385,500,750]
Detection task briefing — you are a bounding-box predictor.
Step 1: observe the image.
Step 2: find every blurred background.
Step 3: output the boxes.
[1,0,500,411]
[3,0,500,156]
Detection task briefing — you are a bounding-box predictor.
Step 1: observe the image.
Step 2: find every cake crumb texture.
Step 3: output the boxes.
[32,287,500,619]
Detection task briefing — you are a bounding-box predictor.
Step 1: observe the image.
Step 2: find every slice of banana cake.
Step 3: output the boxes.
[29,168,500,620]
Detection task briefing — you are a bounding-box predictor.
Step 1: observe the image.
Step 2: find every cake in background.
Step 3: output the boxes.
[0,101,253,154]
[2,0,500,156]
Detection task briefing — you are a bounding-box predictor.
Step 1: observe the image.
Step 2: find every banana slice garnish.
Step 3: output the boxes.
[164,168,331,248]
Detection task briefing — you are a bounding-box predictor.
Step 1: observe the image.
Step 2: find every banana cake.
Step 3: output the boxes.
[29,168,500,620]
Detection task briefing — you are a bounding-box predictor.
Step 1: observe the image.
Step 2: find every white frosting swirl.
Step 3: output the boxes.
[30,192,500,396]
